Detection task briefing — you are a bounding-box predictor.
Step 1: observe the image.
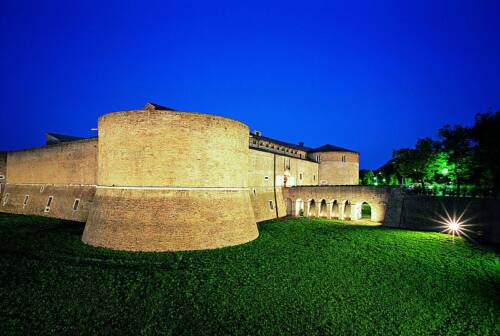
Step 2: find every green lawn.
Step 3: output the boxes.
[0,213,499,335]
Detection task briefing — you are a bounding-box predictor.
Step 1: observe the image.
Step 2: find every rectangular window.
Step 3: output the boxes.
[44,196,53,213]
[313,175,316,181]
[72,199,80,211]
[23,195,29,208]
[269,200,274,210]
[2,193,10,206]
[299,173,303,180]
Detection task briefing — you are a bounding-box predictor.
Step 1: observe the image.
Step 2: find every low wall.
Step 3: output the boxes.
[1,184,96,222]
[398,196,500,244]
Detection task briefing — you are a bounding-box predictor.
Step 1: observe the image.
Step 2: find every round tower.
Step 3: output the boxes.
[82,104,258,251]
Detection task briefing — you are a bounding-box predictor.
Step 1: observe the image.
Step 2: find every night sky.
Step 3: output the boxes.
[1,0,498,169]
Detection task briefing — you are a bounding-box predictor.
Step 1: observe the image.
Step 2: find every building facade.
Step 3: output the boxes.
[0,103,359,251]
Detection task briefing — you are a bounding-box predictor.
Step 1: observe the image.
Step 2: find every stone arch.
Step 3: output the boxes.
[344,200,352,220]
[331,200,339,219]
[319,199,328,217]
[308,199,317,217]
[295,198,304,216]
[361,201,372,220]
[285,198,293,216]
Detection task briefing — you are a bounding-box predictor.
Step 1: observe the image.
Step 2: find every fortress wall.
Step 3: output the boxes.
[0,152,6,201]
[1,139,97,221]
[248,149,318,221]
[84,188,255,251]
[317,152,359,185]
[97,110,248,187]
[1,184,95,222]
[83,109,258,251]
[398,195,500,244]
[6,139,97,185]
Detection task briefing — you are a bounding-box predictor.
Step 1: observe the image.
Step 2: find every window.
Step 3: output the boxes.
[299,173,303,180]
[0,174,4,179]
[317,155,321,163]
[341,155,347,163]
[2,193,9,206]
[44,196,53,213]
[313,174,316,181]
[253,189,256,196]
[72,199,80,211]
[23,195,29,208]
[269,200,274,210]
[252,140,256,144]
[40,185,45,193]
[264,176,269,181]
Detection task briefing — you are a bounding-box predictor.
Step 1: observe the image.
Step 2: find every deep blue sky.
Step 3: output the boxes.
[1,0,498,169]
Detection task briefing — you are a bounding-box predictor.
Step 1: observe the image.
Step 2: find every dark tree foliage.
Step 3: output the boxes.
[438,125,474,196]
[368,110,500,198]
[471,111,500,197]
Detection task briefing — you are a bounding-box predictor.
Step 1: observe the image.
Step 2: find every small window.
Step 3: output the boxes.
[72,199,80,211]
[313,175,316,181]
[0,174,5,179]
[253,189,256,196]
[40,185,45,193]
[299,173,303,180]
[269,200,274,210]
[252,140,256,145]
[23,195,29,208]
[2,193,10,206]
[264,176,269,181]
[44,196,53,212]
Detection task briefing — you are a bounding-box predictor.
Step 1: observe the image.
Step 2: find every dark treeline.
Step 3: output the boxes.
[360,110,500,198]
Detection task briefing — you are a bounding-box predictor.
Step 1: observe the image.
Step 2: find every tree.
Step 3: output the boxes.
[471,111,500,197]
[439,125,474,196]
[392,138,441,191]
[359,170,375,185]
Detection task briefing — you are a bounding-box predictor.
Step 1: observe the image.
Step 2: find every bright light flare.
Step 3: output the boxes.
[430,202,476,239]
[448,220,460,232]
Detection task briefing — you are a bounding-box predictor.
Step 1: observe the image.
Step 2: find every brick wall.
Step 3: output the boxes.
[6,139,97,185]
[0,184,95,222]
[84,109,259,251]
[316,151,359,185]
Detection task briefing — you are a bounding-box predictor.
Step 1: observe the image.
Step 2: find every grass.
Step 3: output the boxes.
[0,213,499,335]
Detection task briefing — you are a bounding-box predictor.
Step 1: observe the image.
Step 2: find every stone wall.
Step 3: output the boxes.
[283,185,398,223]
[1,140,97,221]
[0,152,6,203]
[316,151,359,185]
[6,139,97,185]
[1,184,95,222]
[248,149,318,222]
[398,196,500,244]
[83,108,259,251]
